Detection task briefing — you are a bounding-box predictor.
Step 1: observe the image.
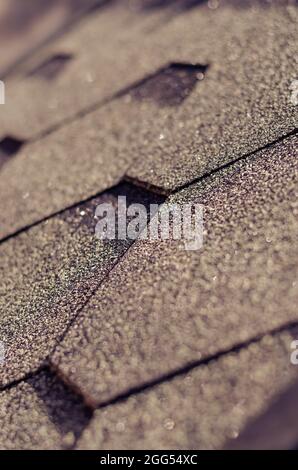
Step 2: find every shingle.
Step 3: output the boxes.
[76,330,298,450]
[227,377,298,449]
[51,134,298,407]
[125,2,298,191]
[0,369,91,450]
[0,182,163,387]
[0,0,296,452]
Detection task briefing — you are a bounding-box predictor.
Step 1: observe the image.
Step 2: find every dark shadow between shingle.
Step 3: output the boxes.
[0,136,24,170]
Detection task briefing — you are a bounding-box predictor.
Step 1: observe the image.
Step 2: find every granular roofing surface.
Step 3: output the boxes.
[0,183,163,386]
[0,0,297,450]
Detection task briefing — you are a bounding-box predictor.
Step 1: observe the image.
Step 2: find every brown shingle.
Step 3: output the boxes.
[51,135,298,407]
[1,2,296,239]
[0,369,90,450]
[0,0,297,450]
[0,98,152,239]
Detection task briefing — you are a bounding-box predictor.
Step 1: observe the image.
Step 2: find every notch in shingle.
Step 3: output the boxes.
[26,53,73,80]
[0,137,24,171]
[131,62,208,107]
[0,136,24,170]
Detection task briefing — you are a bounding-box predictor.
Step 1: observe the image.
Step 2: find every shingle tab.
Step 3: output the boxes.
[0,182,163,387]
[51,134,298,407]
[227,378,298,450]
[0,370,90,450]
[76,330,298,450]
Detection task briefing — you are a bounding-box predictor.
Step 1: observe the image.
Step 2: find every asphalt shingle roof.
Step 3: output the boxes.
[1,1,296,241]
[0,98,157,239]
[126,2,298,191]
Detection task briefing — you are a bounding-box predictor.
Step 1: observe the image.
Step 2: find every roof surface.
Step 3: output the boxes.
[0,0,297,450]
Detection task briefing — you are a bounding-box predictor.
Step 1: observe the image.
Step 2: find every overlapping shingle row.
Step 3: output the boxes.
[0,1,172,140]
[51,135,298,406]
[0,0,297,450]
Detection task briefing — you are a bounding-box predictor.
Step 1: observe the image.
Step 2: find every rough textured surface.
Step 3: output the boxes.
[0,0,107,77]
[0,182,163,387]
[51,135,298,406]
[77,330,298,450]
[1,2,296,154]
[0,370,90,450]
